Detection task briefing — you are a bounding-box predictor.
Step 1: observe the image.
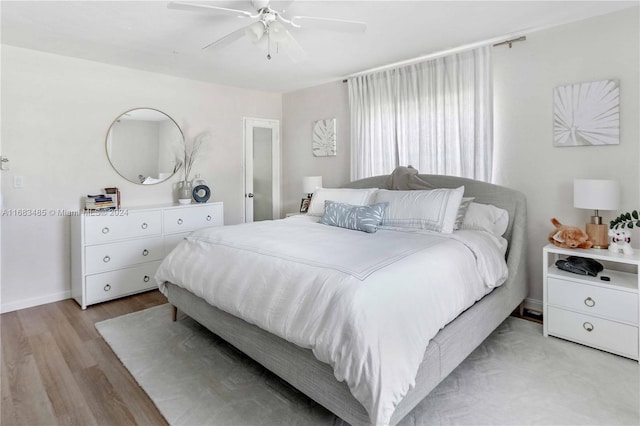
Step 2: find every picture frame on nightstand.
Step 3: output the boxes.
[299,198,310,213]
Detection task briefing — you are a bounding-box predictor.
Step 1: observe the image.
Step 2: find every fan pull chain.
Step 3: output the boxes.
[266,25,272,60]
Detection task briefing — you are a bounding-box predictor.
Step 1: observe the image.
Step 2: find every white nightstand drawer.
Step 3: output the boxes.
[84,211,162,243]
[548,277,638,324]
[85,261,161,305]
[547,306,639,359]
[163,204,223,234]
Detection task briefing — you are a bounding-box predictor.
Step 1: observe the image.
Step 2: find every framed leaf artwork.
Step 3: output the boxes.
[312,118,337,157]
[553,79,619,147]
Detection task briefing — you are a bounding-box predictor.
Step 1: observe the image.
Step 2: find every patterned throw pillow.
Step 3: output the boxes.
[319,201,388,233]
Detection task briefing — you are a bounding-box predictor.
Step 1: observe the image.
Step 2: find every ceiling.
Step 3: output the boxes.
[2,1,637,93]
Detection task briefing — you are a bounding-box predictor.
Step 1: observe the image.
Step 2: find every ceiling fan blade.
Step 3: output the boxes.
[289,16,366,33]
[202,25,249,51]
[281,28,307,63]
[168,1,255,18]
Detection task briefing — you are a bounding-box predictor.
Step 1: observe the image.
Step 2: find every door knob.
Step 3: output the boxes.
[247,193,254,198]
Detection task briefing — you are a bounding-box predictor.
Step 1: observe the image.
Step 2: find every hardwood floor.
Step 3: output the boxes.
[1,291,169,426]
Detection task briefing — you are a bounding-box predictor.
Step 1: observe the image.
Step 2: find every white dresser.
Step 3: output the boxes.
[543,244,639,360]
[71,202,223,309]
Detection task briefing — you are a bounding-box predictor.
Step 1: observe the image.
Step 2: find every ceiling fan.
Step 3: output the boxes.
[167,1,367,61]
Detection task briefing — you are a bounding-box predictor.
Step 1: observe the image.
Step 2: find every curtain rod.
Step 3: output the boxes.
[492,36,527,48]
[342,32,527,82]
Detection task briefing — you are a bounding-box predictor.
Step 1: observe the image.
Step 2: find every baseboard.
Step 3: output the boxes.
[1,290,71,314]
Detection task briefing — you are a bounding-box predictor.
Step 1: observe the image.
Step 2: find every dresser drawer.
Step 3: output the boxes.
[85,236,164,274]
[547,306,639,359]
[547,277,638,324]
[164,232,190,256]
[85,262,161,305]
[84,211,162,244]
[163,204,223,234]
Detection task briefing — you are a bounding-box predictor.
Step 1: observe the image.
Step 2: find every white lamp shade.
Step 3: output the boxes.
[573,179,620,211]
[303,176,323,195]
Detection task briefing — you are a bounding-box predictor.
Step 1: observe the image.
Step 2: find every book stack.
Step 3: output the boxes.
[104,187,121,209]
[84,194,115,211]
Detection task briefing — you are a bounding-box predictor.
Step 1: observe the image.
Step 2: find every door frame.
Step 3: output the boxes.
[243,117,281,223]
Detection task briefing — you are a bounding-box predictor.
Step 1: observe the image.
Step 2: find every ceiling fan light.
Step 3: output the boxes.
[245,21,265,43]
[269,21,288,43]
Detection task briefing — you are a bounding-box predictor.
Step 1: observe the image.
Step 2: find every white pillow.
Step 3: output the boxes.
[307,187,378,216]
[374,186,464,234]
[460,202,509,236]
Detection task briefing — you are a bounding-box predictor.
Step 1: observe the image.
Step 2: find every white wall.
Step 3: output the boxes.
[1,45,281,312]
[282,8,640,310]
[282,81,350,214]
[493,8,639,308]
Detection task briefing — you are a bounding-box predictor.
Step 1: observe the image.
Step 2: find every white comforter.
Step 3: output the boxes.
[155,216,508,425]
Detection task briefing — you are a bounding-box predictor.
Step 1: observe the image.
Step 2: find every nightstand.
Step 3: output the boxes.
[543,244,639,360]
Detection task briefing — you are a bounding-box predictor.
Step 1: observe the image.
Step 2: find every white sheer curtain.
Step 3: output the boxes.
[348,46,493,182]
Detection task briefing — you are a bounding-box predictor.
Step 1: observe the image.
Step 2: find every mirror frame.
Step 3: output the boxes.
[105,107,184,185]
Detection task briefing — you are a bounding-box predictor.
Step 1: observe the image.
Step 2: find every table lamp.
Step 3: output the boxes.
[574,179,620,249]
[303,176,323,198]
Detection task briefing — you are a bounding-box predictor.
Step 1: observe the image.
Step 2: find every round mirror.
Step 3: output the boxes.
[106,108,183,185]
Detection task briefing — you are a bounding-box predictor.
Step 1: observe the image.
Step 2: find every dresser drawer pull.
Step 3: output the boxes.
[104,284,111,292]
[584,297,595,308]
[143,275,150,283]
[103,255,111,263]
[141,222,148,229]
[583,322,594,332]
[206,215,212,221]
[142,249,149,256]
[102,227,110,234]
[177,218,183,225]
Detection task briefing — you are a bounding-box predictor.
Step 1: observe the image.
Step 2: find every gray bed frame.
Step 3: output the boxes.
[164,174,528,425]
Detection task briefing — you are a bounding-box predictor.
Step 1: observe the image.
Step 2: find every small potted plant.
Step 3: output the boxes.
[609,210,638,254]
[610,210,640,230]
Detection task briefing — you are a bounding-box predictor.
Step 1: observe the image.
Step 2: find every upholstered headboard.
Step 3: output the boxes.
[343,174,528,303]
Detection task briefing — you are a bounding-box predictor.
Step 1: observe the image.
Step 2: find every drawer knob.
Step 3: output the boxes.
[142,249,149,256]
[583,322,594,332]
[103,255,111,263]
[143,275,150,283]
[177,218,183,225]
[104,284,111,292]
[102,227,110,234]
[141,222,148,229]
[584,297,596,308]
[206,215,212,221]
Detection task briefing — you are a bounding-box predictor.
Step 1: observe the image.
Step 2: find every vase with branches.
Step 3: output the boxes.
[177,132,209,203]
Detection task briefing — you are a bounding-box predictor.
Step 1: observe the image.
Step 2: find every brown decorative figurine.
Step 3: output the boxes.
[548,218,593,249]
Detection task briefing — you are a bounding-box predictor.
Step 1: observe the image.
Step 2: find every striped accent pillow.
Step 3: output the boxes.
[374,186,465,234]
[319,201,388,233]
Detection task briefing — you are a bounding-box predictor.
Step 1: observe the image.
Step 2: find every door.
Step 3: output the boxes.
[244,118,280,223]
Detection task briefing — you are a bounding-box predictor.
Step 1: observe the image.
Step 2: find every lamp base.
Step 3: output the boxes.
[586,223,609,249]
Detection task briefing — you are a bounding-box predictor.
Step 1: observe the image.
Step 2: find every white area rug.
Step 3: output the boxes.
[96,304,639,425]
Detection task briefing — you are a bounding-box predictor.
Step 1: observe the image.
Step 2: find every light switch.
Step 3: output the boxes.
[13,175,24,188]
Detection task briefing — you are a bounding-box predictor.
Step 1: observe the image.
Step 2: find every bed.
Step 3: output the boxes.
[155,173,528,426]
